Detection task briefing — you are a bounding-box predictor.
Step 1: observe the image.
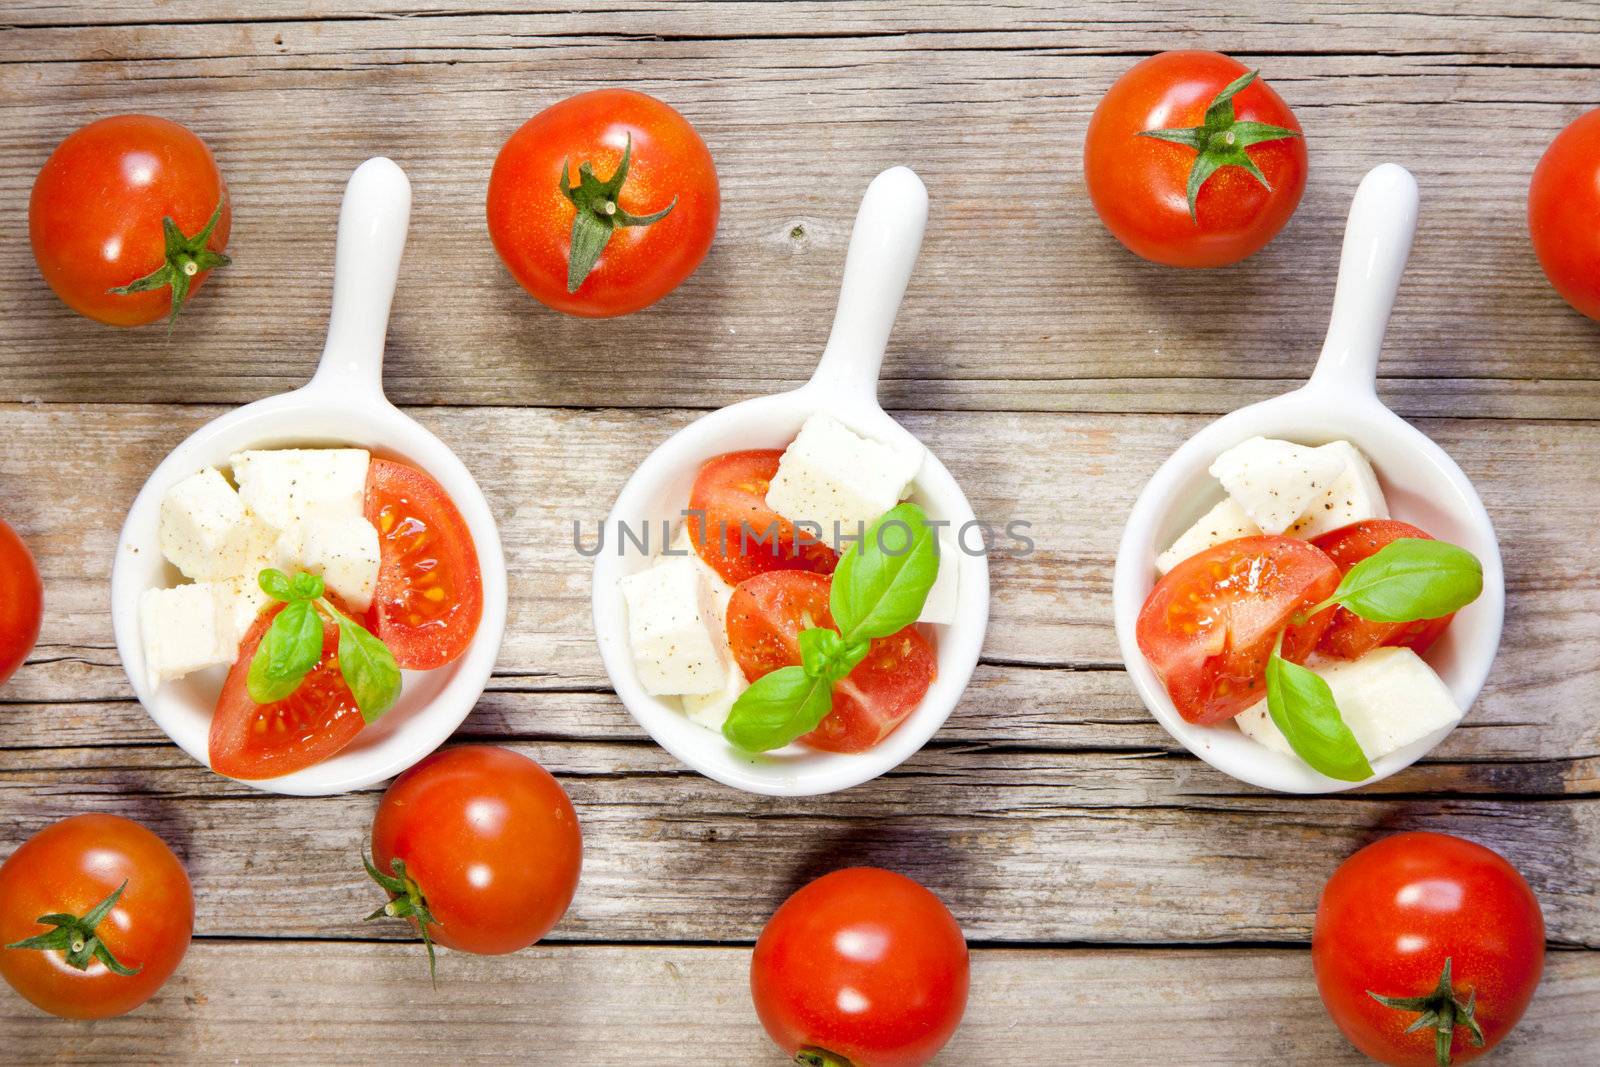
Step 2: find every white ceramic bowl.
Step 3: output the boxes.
[1112,164,1505,794]
[593,167,990,796]
[110,158,509,796]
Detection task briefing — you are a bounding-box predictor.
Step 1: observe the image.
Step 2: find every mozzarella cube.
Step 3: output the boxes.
[276,516,381,613]
[1210,437,1346,535]
[620,557,730,696]
[765,413,924,538]
[918,527,960,625]
[681,663,750,731]
[1288,441,1390,539]
[159,467,275,581]
[1235,647,1463,766]
[138,583,235,689]
[213,575,274,649]
[230,448,369,531]
[1156,498,1262,574]
[656,525,746,727]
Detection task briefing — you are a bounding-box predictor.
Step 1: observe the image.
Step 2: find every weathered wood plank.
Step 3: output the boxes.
[4,941,1598,1065]
[3,743,1595,946]
[1,37,1598,414]
[2,404,1596,760]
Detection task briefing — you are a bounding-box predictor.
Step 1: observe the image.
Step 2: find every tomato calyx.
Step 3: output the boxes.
[795,1048,854,1067]
[363,854,442,983]
[1368,957,1486,1067]
[1136,70,1301,222]
[558,132,677,293]
[106,197,231,329]
[4,879,142,976]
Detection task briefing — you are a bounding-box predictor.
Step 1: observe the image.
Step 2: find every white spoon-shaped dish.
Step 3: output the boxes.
[1113,164,1505,794]
[111,158,509,797]
[593,166,990,797]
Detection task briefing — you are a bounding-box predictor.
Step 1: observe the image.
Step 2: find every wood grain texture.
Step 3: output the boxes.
[3,942,1598,1065]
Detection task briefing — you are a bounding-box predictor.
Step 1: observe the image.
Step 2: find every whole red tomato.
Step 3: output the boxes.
[486,88,718,317]
[30,115,231,327]
[751,868,969,1067]
[1313,832,1544,1066]
[1528,108,1600,320]
[366,746,582,974]
[0,814,193,1019]
[1085,51,1307,267]
[0,517,42,688]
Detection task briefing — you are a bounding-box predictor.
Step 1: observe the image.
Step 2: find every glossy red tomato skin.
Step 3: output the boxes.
[1310,520,1454,659]
[687,450,837,586]
[209,601,365,780]
[486,89,718,317]
[0,517,43,688]
[1529,109,1600,320]
[1314,833,1544,1067]
[371,746,582,956]
[0,814,193,1020]
[1085,51,1306,267]
[725,571,936,753]
[365,459,483,671]
[752,868,969,1067]
[1137,535,1338,724]
[29,115,230,326]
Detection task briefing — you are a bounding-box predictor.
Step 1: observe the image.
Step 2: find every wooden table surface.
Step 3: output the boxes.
[2,2,1598,1063]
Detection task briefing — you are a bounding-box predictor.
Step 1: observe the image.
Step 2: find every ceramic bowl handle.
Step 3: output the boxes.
[809,166,929,400]
[311,157,412,398]
[1308,163,1419,397]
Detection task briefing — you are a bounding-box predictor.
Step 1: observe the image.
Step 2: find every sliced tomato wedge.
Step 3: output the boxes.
[365,458,483,671]
[725,571,935,754]
[209,602,364,780]
[687,450,837,587]
[1310,520,1454,659]
[1137,535,1340,725]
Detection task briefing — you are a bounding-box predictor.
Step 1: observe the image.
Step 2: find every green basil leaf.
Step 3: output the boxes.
[798,627,870,683]
[721,665,833,753]
[830,502,939,644]
[257,568,294,602]
[245,600,325,705]
[247,643,303,704]
[1265,653,1374,782]
[289,571,326,601]
[1325,538,1482,623]
[333,613,402,724]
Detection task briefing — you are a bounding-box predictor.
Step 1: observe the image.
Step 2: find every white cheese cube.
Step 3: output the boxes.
[159,467,275,581]
[276,516,381,613]
[1288,441,1390,539]
[1235,647,1463,766]
[230,448,369,532]
[659,525,744,727]
[212,574,275,649]
[918,527,960,625]
[620,557,731,696]
[138,583,235,690]
[1210,437,1346,535]
[681,663,750,731]
[1156,498,1262,574]
[765,413,924,538]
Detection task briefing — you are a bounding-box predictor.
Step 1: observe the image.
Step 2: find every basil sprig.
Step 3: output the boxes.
[248,568,402,724]
[722,503,940,753]
[1265,538,1483,781]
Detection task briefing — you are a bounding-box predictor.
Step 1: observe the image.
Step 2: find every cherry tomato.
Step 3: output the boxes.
[0,516,43,688]
[209,599,364,780]
[726,571,936,754]
[365,458,483,671]
[1314,833,1544,1067]
[1528,108,1600,320]
[1137,535,1338,724]
[752,868,968,1067]
[487,89,718,317]
[687,450,838,587]
[0,814,192,1019]
[30,115,230,327]
[1310,520,1454,660]
[367,746,582,970]
[1085,51,1307,267]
